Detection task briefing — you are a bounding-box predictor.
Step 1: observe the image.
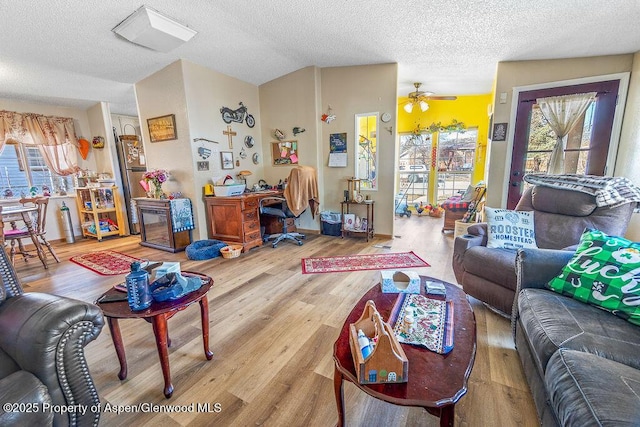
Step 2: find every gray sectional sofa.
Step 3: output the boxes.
[513,248,640,426]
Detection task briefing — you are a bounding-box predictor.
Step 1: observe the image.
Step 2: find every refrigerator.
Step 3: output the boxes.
[113,127,147,234]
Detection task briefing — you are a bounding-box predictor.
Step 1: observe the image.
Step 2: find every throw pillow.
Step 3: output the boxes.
[485,206,537,250]
[547,229,640,326]
[461,185,475,202]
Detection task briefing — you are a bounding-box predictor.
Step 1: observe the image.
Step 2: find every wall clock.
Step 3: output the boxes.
[381,112,391,123]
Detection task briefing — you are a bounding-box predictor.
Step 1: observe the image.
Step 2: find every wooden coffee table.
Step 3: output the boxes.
[333,276,476,426]
[95,271,214,398]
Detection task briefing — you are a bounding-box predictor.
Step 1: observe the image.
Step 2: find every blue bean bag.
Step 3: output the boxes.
[186,239,227,260]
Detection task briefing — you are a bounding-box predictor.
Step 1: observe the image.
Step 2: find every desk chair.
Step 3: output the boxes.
[4,197,60,266]
[259,197,305,247]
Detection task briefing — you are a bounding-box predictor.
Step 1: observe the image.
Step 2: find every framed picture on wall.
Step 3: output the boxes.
[492,122,507,141]
[147,114,177,142]
[221,152,234,169]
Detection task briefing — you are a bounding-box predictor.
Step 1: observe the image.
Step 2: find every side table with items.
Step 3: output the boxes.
[333,276,476,427]
[95,271,213,398]
[340,200,374,241]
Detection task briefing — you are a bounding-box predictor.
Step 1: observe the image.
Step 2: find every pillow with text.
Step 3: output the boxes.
[547,229,640,326]
[485,206,537,250]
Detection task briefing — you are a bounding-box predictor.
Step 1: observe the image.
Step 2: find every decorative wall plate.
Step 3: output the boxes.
[244,135,255,148]
[252,152,260,164]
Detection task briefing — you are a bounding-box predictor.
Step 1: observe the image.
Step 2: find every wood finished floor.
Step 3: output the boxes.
[15,214,538,426]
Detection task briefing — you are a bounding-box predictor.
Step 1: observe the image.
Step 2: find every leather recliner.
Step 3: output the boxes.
[452,184,635,316]
[0,247,104,426]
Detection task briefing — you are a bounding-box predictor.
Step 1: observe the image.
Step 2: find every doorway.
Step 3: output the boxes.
[507,78,622,208]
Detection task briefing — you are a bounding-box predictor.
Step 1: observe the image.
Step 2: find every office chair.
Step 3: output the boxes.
[259,197,306,247]
[260,165,319,248]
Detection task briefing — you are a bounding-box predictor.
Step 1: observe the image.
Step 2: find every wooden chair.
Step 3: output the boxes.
[4,197,60,266]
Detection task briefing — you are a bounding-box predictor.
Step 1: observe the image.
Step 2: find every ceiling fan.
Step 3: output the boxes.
[403,82,457,113]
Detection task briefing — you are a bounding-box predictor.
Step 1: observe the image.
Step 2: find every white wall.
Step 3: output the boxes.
[320,64,398,237]
[259,66,322,231]
[135,60,264,240]
[617,51,640,240]
[258,63,398,236]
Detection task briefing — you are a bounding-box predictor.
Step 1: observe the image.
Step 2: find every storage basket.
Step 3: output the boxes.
[220,245,243,259]
[454,219,473,238]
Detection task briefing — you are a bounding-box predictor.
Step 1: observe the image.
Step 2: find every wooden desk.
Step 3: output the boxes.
[95,272,213,398]
[204,190,290,252]
[333,277,476,426]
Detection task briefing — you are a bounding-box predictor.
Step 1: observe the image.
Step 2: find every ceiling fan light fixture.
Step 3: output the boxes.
[403,102,414,113]
[419,100,429,112]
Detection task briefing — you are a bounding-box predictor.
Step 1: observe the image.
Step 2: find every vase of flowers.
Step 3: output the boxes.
[143,169,169,199]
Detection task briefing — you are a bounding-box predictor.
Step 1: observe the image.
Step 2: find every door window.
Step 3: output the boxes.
[508,79,620,208]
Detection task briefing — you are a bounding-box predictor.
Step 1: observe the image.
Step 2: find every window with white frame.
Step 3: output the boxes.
[436,128,477,202]
[0,142,73,198]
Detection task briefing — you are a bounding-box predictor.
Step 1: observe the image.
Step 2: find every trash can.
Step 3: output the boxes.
[320,211,342,236]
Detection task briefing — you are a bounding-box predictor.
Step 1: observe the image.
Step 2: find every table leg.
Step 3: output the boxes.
[151,314,174,398]
[199,296,214,360]
[106,317,128,380]
[334,364,346,427]
[439,404,455,427]
[21,212,48,269]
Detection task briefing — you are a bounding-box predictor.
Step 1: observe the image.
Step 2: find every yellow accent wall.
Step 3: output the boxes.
[397,94,492,199]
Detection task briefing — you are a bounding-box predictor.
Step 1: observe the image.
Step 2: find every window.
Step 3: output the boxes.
[436,128,477,202]
[355,113,378,190]
[524,103,595,175]
[0,142,73,198]
[398,132,432,202]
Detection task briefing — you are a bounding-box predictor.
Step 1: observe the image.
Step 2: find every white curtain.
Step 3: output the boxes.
[536,92,597,174]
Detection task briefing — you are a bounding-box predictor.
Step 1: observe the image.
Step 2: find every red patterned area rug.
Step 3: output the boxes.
[70,250,140,276]
[301,251,429,274]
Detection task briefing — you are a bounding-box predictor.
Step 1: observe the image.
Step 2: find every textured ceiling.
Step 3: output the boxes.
[1,0,639,116]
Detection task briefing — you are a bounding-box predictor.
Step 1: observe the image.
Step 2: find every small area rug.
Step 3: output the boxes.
[70,250,141,276]
[301,251,429,274]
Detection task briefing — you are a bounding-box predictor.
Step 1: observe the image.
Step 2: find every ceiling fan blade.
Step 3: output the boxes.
[423,95,457,101]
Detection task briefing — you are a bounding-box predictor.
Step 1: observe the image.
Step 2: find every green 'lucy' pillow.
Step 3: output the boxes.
[547,229,640,326]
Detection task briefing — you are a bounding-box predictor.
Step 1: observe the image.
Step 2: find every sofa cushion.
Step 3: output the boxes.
[545,349,640,426]
[517,288,640,378]
[530,186,597,216]
[0,370,53,425]
[485,207,537,250]
[464,246,518,291]
[547,229,640,325]
[0,348,19,379]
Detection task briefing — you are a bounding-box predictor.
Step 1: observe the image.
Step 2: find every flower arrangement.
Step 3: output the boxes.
[143,169,170,198]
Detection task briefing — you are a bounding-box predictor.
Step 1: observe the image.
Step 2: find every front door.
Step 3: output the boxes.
[507,79,620,208]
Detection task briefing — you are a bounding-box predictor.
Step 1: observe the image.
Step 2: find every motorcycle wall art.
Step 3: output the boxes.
[220,101,255,128]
